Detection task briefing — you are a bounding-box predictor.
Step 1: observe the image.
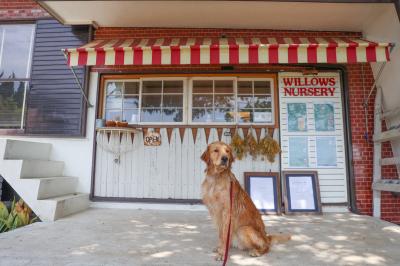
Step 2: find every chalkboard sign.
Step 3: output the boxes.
[244,172,281,214]
[282,171,322,214]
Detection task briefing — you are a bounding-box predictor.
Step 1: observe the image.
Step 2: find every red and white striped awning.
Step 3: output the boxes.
[63,37,392,67]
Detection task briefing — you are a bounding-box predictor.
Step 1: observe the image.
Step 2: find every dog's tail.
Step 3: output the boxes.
[267,234,291,245]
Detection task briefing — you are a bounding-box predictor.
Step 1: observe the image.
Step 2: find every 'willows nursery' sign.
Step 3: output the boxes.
[282,76,336,97]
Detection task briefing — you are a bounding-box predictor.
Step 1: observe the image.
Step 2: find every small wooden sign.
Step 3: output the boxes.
[144,131,161,146]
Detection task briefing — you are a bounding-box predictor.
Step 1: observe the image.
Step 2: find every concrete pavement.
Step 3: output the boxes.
[0,208,399,266]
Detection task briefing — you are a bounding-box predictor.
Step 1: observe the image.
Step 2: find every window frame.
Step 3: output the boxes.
[99,74,279,128]
[0,22,36,130]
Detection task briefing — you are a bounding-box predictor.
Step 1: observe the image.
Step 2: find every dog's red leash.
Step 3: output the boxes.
[222,180,233,266]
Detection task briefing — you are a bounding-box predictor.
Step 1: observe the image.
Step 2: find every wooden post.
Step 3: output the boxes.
[373,87,382,218]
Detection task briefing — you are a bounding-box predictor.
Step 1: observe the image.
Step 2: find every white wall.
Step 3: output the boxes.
[364,6,400,174]
[0,72,99,193]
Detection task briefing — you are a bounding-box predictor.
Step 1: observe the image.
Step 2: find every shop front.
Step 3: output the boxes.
[63,33,391,208]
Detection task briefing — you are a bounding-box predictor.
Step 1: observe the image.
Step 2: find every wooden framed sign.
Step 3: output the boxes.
[282,171,322,214]
[244,172,281,214]
[144,131,161,146]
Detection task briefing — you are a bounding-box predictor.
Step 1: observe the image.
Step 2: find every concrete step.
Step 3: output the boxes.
[20,160,64,178]
[36,177,78,200]
[0,139,51,160]
[48,193,90,220]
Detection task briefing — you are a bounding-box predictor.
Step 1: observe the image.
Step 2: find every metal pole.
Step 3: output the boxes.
[62,51,93,108]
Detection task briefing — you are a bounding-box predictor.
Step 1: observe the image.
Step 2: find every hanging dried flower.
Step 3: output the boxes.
[230,133,247,160]
[246,132,259,160]
[258,134,281,163]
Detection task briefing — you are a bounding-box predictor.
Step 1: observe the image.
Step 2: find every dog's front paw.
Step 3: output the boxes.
[215,253,224,261]
[249,250,261,257]
[213,247,222,253]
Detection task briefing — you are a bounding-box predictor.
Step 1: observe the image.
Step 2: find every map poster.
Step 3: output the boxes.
[316,137,337,167]
[314,103,335,131]
[287,103,307,132]
[288,136,308,167]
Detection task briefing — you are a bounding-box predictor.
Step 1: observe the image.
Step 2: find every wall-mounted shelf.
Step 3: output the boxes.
[372,180,400,193]
[96,127,142,134]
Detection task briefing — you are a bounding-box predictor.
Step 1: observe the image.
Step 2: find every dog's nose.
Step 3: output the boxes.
[221,156,228,163]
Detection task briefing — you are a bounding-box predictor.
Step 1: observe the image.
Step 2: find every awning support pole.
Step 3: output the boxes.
[62,51,93,108]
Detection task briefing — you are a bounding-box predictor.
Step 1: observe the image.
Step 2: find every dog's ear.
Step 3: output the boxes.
[227,146,235,168]
[201,145,210,165]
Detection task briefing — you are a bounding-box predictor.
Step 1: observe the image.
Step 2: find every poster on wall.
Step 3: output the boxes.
[316,137,337,167]
[314,103,335,131]
[287,103,307,132]
[244,172,281,214]
[282,171,322,214]
[288,136,308,167]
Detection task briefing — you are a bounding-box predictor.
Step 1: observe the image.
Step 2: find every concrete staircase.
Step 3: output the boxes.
[0,139,89,222]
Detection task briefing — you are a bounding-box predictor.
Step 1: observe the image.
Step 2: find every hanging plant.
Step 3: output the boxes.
[246,131,259,160]
[230,132,247,160]
[258,133,281,163]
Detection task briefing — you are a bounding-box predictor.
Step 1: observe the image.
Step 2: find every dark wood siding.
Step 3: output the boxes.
[26,19,90,136]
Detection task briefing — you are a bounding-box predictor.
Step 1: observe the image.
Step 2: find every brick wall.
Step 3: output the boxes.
[93,27,400,224]
[0,0,50,20]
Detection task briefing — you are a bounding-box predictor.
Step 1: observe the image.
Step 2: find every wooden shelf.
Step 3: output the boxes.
[96,127,142,133]
[372,180,400,193]
[380,156,400,166]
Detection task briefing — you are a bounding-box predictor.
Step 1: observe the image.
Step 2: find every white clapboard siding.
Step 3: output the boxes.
[94,127,280,200]
[279,72,348,204]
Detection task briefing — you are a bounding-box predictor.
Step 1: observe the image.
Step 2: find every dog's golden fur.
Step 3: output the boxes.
[201,141,290,260]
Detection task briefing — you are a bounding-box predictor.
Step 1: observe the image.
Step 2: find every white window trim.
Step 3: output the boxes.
[103,76,276,126]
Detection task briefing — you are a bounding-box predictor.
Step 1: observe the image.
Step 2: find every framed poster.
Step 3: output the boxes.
[244,172,281,214]
[282,171,322,214]
[314,103,335,131]
[316,136,337,167]
[287,103,307,132]
[288,136,309,167]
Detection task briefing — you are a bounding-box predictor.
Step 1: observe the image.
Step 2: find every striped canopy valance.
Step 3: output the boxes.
[63,37,392,67]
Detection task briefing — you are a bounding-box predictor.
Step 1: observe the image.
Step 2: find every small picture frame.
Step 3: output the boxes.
[282,171,322,214]
[244,172,281,214]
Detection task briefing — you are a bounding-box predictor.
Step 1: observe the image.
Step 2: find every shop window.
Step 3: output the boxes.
[0,24,35,129]
[237,79,273,124]
[104,79,184,124]
[191,79,235,123]
[103,77,276,125]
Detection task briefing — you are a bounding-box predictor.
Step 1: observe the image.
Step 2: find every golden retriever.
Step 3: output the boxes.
[201,141,290,260]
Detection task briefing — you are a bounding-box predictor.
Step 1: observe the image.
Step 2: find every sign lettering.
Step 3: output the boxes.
[282,77,337,97]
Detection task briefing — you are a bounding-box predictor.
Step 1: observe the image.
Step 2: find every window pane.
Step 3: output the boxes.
[164,80,183,93]
[123,95,139,108]
[214,80,233,93]
[124,82,139,94]
[105,109,122,121]
[106,82,123,96]
[237,95,253,109]
[192,108,213,122]
[141,108,162,122]
[254,81,271,94]
[163,108,183,122]
[142,81,162,93]
[163,95,183,107]
[215,108,235,122]
[215,95,234,108]
[192,80,213,93]
[0,25,35,79]
[106,96,122,109]
[123,109,139,124]
[238,109,252,123]
[142,95,162,108]
[192,95,213,107]
[238,81,252,94]
[254,96,272,108]
[253,109,272,123]
[0,81,26,128]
